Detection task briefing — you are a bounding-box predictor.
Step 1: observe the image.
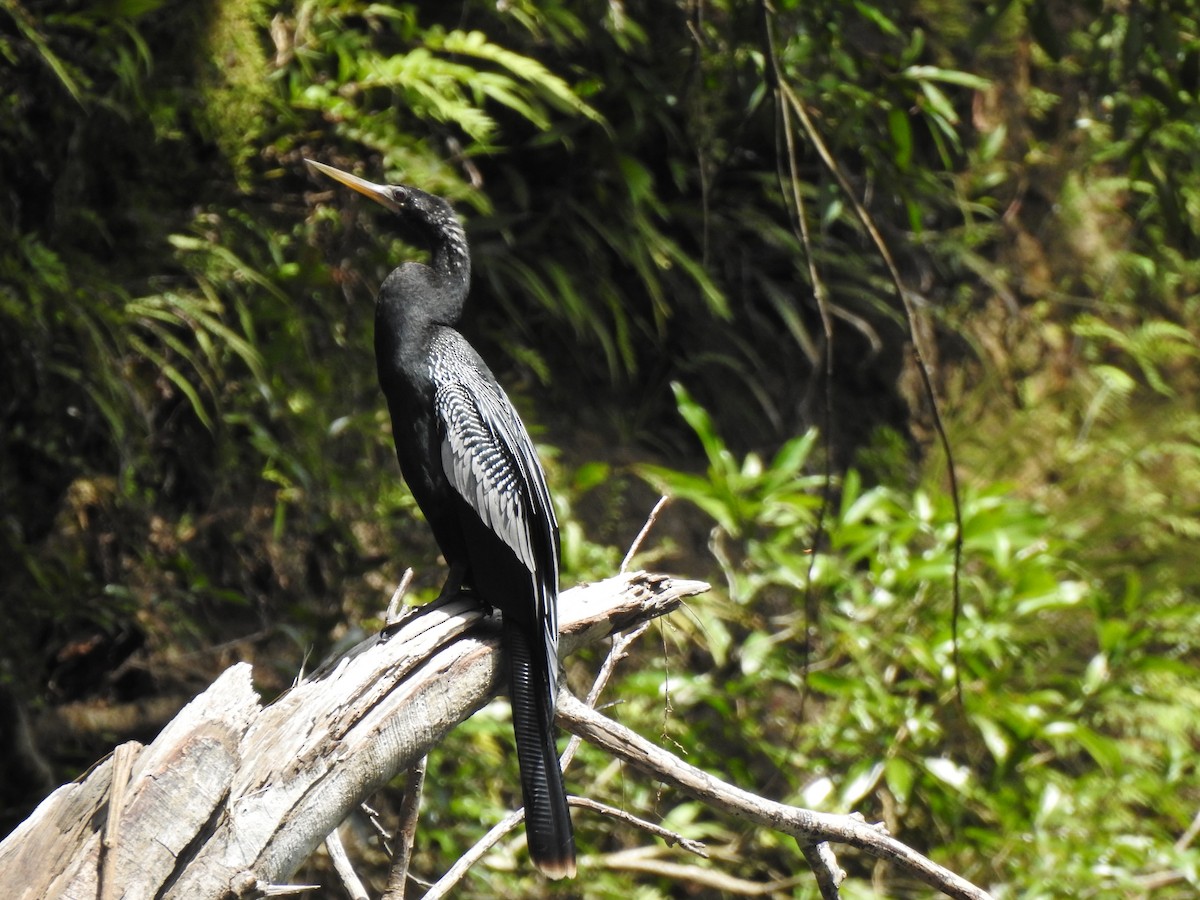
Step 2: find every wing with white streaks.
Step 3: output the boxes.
[430,332,560,688]
[437,379,538,572]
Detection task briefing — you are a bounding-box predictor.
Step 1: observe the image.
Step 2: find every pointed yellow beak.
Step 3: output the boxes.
[305,159,401,212]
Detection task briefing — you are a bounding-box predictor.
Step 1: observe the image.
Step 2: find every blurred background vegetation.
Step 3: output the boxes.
[2,0,1199,896]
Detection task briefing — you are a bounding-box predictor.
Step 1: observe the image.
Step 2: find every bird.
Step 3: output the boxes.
[306,158,576,879]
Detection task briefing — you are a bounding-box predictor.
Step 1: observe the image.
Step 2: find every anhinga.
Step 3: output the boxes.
[306,159,576,879]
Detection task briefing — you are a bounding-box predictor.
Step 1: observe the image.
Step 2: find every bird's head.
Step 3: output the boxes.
[305,159,461,250]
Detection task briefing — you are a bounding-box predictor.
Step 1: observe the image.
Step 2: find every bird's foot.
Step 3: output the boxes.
[437,583,496,617]
[378,574,495,643]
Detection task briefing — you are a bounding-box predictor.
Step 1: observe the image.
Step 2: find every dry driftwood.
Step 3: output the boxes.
[0,572,704,900]
[1,568,996,900]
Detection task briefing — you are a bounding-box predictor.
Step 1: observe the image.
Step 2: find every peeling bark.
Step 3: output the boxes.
[0,572,705,900]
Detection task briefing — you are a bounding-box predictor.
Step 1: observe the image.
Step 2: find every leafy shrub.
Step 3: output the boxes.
[636,383,1200,896]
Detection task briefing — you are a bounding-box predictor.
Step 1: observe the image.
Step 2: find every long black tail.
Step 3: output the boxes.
[505,619,576,879]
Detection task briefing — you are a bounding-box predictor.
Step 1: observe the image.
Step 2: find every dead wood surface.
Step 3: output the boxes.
[0,572,705,900]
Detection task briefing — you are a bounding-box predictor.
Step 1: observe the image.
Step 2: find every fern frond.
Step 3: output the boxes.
[434,29,604,127]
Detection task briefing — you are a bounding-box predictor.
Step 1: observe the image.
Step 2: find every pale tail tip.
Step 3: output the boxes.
[534,857,577,880]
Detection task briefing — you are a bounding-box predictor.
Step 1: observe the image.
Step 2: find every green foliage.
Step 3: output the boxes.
[282,5,600,164]
[4,0,1200,896]
[641,383,825,541]
[635,386,1200,896]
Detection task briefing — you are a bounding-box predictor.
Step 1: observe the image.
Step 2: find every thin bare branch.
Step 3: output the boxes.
[557,692,993,900]
[99,741,140,900]
[382,756,427,900]
[621,496,671,573]
[385,568,416,626]
[420,810,525,900]
[1175,807,1200,852]
[560,622,650,772]
[326,826,369,900]
[761,2,838,722]
[568,796,707,857]
[253,882,321,897]
[361,801,392,847]
[602,848,808,896]
[801,841,845,900]
[766,14,966,701]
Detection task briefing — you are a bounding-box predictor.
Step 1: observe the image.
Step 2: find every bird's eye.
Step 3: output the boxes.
[391,188,409,207]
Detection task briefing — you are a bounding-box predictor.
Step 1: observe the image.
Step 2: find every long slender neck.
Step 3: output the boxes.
[376,212,471,364]
[428,216,471,320]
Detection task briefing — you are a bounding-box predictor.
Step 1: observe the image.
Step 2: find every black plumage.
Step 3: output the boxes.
[306,159,576,879]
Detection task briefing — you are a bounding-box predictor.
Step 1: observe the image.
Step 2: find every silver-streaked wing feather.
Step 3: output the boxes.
[437,380,537,572]
[431,334,561,698]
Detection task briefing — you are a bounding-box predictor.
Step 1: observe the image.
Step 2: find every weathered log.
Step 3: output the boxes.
[0,572,707,900]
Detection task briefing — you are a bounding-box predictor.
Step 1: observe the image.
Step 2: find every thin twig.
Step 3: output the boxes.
[770,24,966,703]
[419,810,526,900]
[621,496,671,573]
[361,801,392,847]
[560,623,650,771]
[761,1,837,722]
[382,756,427,900]
[326,826,369,900]
[603,849,808,896]
[250,882,322,897]
[99,741,140,900]
[568,796,707,857]
[102,742,137,852]
[385,568,416,626]
[801,841,845,900]
[1175,807,1200,852]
